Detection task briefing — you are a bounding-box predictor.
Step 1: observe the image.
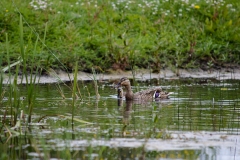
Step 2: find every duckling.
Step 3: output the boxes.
[117,77,172,101]
[117,87,125,98]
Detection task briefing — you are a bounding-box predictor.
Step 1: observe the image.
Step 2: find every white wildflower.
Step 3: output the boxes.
[29,0,51,10]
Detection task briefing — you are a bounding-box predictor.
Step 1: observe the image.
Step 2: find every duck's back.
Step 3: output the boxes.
[133,87,162,101]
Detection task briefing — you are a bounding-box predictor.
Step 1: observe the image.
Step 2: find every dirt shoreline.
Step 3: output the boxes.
[3,67,240,84]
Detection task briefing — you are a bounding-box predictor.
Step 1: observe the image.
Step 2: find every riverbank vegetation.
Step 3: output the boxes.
[1,0,240,73]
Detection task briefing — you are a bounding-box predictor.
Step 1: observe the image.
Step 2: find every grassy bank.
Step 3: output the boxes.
[1,0,240,73]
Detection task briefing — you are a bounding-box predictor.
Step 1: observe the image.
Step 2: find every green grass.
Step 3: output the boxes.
[1,0,240,73]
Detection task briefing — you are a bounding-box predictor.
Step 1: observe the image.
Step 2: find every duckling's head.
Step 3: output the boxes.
[117,77,131,87]
[117,87,123,98]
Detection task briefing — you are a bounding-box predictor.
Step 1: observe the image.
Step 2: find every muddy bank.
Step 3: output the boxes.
[3,67,240,84]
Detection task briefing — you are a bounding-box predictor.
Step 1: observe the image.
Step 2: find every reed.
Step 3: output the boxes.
[0,71,4,103]
[91,67,100,99]
[18,15,37,123]
[0,35,7,102]
[0,38,5,135]
[71,61,78,129]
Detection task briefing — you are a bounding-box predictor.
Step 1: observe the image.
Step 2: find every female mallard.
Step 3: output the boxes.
[116,77,172,101]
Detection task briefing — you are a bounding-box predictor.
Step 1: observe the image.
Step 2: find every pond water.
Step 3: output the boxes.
[1,78,240,159]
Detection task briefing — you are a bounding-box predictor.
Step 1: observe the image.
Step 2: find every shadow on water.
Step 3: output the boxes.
[1,78,240,159]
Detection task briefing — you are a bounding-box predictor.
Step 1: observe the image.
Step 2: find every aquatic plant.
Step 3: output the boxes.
[90,67,100,99]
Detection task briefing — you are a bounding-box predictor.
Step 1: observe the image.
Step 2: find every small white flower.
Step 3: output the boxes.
[179,9,182,12]
[33,6,38,10]
[40,5,47,9]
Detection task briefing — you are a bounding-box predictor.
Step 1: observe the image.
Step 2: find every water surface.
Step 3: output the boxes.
[1,78,240,159]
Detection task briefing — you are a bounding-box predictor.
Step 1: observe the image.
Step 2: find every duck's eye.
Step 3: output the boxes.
[120,77,128,82]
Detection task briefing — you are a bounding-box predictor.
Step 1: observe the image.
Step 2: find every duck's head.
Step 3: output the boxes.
[154,88,162,98]
[117,77,131,87]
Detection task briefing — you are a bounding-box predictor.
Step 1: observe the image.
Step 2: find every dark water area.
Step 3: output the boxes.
[1,78,240,159]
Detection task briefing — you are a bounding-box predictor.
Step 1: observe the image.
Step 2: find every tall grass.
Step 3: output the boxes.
[1,12,89,139]
[1,0,240,73]
[72,61,78,129]
[17,14,39,124]
[0,66,4,103]
[0,30,21,135]
[91,67,100,99]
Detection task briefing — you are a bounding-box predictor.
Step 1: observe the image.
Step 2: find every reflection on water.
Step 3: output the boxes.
[1,79,240,159]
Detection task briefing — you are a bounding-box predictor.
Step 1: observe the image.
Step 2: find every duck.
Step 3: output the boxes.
[117,87,125,98]
[116,77,173,101]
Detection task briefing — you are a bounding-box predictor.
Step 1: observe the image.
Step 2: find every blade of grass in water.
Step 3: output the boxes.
[2,18,25,75]
[18,14,36,123]
[5,33,12,125]
[0,54,4,102]
[2,59,23,73]
[58,115,92,124]
[72,61,78,129]
[19,14,28,84]
[91,67,100,99]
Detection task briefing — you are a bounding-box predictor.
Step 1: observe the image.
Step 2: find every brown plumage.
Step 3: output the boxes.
[117,77,172,101]
[117,87,125,98]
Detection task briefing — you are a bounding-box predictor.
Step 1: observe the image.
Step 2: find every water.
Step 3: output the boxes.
[1,78,240,159]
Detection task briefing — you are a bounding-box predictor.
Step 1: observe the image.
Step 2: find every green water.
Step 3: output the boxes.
[1,78,240,159]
